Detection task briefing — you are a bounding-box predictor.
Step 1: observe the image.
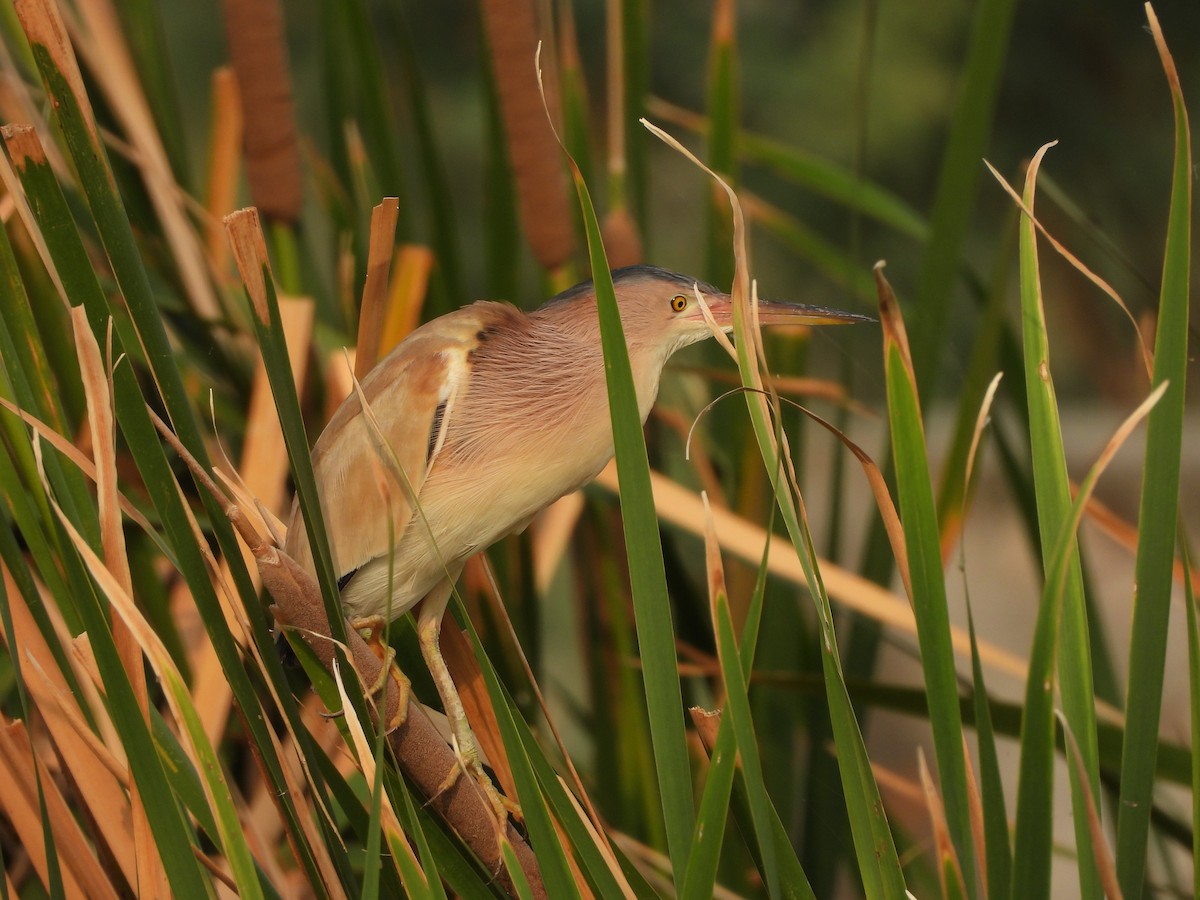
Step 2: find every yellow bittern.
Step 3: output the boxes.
[284,265,867,815]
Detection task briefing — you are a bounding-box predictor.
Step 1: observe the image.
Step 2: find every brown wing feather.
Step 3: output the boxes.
[284,302,522,582]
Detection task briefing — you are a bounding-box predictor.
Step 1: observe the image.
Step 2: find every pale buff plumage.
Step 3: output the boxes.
[283,265,868,815]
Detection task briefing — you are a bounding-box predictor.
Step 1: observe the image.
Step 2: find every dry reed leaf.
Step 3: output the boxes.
[330,658,428,893]
[0,397,156,539]
[984,158,1152,379]
[532,491,585,594]
[701,492,728,628]
[2,564,137,893]
[594,463,1030,683]
[245,695,349,888]
[0,563,123,762]
[440,602,517,802]
[381,244,434,353]
[20,652,127,786]
[945,372,1007,562]
[69,0,223,322]
[917,746,967,898]
[69,308,153,895]
[206,67,244,276]
[782,396,913,605]
[1056,710,1123,900]
[467,553,613,853]
[874,262,916,387]
[47,483,297,892]
[251,516,543,894]
[557,774,636,900]
[21,653,136,886]
[695,366,865,412]
[866,754,924,809]
[607,830,745,900]
[640,121,819,563]
[688,707,722,753]
[13,0,98,147]
[225,207,272,324]
[0,719,116,899]
[355,198,401,377]
[0,124,70,303]
[1044,378,1168,605]
[481,0,574,270]
[255,724,347,898]
[1075,485,1200,596]
[641,120,761,384]
[0,30,72,182]
[188,295,314,744]
[961,732,988,895]
[653,405,727,507]
[220,0,302,223]
[325,345,356,419]
[0,722,80,898]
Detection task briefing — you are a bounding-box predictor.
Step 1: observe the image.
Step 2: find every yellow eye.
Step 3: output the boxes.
[670,294,688,312]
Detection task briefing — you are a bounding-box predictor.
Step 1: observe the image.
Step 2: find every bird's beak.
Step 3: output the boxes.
[691,292,874,330]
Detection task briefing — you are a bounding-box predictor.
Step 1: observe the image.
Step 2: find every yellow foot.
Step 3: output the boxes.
[349,615,410,732]
[431,736,519,830]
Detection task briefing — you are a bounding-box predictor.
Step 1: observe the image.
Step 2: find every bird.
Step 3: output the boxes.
[283,265,869,818]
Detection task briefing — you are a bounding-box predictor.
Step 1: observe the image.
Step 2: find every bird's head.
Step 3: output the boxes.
[539,265,872,360]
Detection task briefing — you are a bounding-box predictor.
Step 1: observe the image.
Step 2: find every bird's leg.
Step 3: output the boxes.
[350,614,411,732]
[416,578,516,827]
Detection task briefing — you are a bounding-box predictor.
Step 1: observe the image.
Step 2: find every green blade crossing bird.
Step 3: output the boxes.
[284,265,869,820]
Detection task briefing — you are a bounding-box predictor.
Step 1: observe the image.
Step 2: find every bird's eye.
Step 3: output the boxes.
[670,294,688,312]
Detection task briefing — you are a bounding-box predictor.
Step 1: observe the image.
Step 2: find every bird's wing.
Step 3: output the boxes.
[283,305,500,582]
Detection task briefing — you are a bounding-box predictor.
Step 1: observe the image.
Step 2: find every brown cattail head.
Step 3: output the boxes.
[221,0,303,224]
[480,0,575,271]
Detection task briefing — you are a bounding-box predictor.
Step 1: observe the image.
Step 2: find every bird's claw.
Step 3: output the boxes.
[350,615,410,732]
[432,736,520,830]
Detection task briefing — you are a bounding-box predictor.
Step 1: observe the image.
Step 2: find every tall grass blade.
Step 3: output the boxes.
[877,263,977,894]
[704,0,737,288]
[1116,9,1192,896]
[1183,538,1200,898]
[552,104,696,884]
[908,0,1017,393]
[1007,142,1102,900]
[966,604,1011,899]
[681,504,786,899]
[457,618,580,898]
[643,118,906,899]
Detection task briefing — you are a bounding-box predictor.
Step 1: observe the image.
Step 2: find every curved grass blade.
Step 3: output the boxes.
[1006,142,1101,900]
[643,117,905,899]
[1011,359,1167,900]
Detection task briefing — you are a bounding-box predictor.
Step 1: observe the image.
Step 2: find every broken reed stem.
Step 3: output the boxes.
[148,410,546,899]
[355,198,400,378]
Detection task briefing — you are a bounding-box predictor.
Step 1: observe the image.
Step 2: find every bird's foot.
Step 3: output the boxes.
[434,735,521,829]
[350,615,411,732]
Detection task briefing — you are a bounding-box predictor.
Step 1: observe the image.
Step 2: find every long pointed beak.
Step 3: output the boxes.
[691,292,874,329]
